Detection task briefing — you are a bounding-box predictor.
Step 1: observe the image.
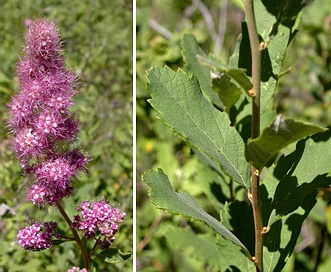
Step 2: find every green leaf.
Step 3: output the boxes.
[95,248,132,264]
[260,130,331,271]
[165,226,220,270]
[182,33,223,109]
[156,142,180,183]
[146,66,251,188]
[263,198,316,272]
[254,1,302,75]
[142,169,251,258]
[229,0,302,127]
[261,0,305,36]
[220,201,255,256]
[51,239,71,246]
[212,73,244,109]
[193,155,232,211]
[245,115,326,170]
[216,234,256,272]
[198,54,253,92]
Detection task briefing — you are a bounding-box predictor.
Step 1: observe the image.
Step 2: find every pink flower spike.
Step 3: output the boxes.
[8,18,88,205]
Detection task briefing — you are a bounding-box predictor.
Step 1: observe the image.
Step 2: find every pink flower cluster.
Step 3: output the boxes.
[16,221,58,251]
[72,199,126,249]
[67,267,88,272]
[7,19,88,205]
[10,19,126,267]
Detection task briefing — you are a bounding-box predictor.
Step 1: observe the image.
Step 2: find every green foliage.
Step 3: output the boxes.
[0,0,132,271]
[246,115,325,170]
[166,227,220,270]
[139,0,331,271]
[95,248,132,264]
[182,34,223,109]
[143,169,250,257]
[147,66,251,188]
[261,131,331,271]
[199,54,253,92]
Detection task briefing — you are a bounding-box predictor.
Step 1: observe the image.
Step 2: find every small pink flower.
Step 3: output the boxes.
[67,267,88,272]
[24,18,33,27]
[12,127,48,160]
[72,199,125,249]
[27,182,74,205]
[17,221,58,251]
[7,94,34,130]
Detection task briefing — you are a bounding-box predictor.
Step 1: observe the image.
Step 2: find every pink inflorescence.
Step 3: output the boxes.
[16,221,58,251]
[7,19,88,205]
[67,266,88,272]
[67,267,88,272]
[72,199,126,250]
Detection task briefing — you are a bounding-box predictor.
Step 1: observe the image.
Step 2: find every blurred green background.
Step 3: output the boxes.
[0,0,132,271]
[137,0,331,271]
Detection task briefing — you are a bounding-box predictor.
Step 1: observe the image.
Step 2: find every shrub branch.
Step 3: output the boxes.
[243,0,263,271]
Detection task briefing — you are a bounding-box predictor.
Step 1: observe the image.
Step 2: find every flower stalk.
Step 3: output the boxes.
[56,202,90,270]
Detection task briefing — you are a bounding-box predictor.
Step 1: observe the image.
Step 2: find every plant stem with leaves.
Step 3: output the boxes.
[243,0,263,271]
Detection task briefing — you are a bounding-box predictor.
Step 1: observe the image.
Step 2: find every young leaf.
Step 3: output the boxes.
[182,33,223,109]
[198,54,253,92]
[142,169,251,258]
[245,115,326,171]
[212,72,243,109]
[146,66,251,188]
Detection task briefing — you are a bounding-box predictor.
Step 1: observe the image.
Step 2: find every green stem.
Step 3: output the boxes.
[56,202,90,271]
[243,0,263,271]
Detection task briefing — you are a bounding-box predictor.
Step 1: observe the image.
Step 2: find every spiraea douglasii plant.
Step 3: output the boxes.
[7,18,129,271]
[142,0,331,271]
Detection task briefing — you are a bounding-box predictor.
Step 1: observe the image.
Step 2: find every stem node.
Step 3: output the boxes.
[248,88,256,97]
